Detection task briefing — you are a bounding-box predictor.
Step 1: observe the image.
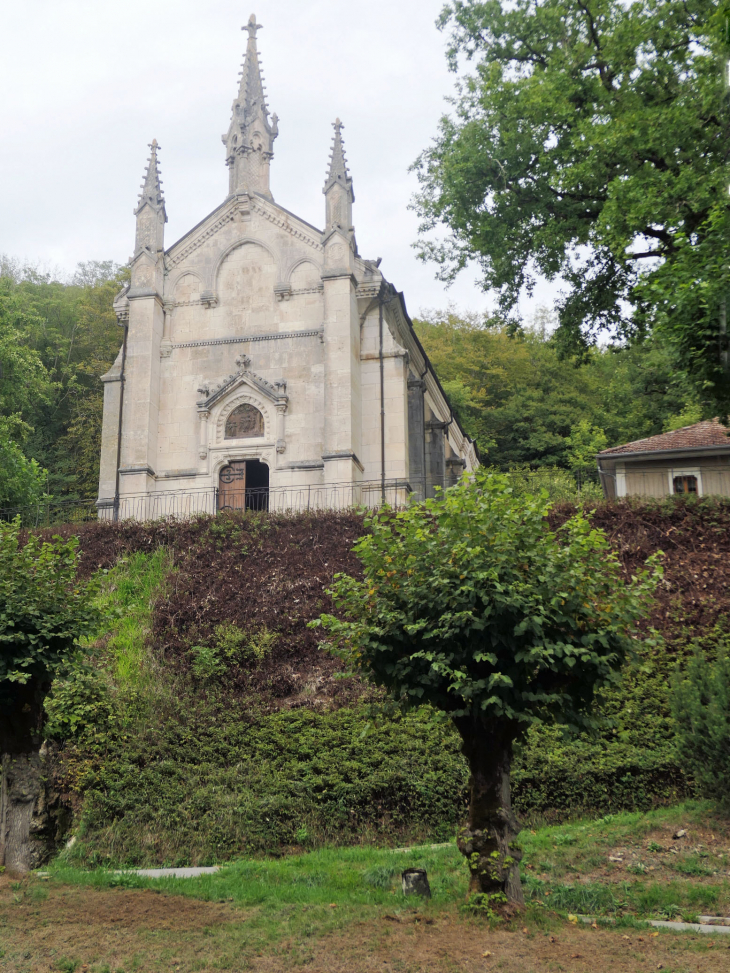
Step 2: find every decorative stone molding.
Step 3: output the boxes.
[248,196,324,252]
[274,282,292,302]
[200,290,218,308]
[322,450,364,473]
[119,465,157,477]
[167,205,237,269]
[172,327,324,350]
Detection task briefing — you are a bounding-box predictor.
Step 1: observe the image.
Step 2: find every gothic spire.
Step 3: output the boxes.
[133,140,166,254]
[323,119,355,244]
[323,119,354,200]
[223,13,278,198]
[238,13,267,118]
[134,139,165,217]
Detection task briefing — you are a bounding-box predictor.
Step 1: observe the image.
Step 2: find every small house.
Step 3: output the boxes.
[597,420,730,499]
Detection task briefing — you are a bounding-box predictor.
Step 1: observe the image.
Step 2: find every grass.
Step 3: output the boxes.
[46,802,730,924]
[4,805,730,973]
[92,548,173,688]
[48,842,468,909]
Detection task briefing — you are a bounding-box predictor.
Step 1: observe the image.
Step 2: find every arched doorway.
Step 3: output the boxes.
[218,460,269,512]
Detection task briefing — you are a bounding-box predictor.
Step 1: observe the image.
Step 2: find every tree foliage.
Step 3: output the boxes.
[672,645,730,808]
[0,417,48,508]
[414,0,730,409]
[315,473,659,903]
[0,517,100,870]
[0,519,99,696]
[414,310,698,466]
[0,259,127,500]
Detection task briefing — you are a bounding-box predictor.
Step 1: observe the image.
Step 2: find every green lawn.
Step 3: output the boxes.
[47,801,730,924]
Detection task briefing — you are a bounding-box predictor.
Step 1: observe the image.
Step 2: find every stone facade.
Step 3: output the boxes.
[98,14,478,517]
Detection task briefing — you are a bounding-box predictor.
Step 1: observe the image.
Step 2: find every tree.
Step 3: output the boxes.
[414,310,698,465]
[315,474,657,905]
[0,417,48,508]
[0,520,98,872]
[413,1,730,410]
[566,419,607,481]
[0,260,127,498]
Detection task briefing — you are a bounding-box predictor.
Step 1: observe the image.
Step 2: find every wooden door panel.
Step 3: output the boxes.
[219,462,246,509]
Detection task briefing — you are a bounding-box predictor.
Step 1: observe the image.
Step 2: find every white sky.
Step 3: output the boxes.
[0,0,560,319]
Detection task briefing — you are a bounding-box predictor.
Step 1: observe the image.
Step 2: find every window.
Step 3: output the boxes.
[673,475,698,495]
[224,404,264,440]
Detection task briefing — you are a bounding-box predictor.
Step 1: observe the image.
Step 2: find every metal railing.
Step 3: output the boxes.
[0,479,416,527]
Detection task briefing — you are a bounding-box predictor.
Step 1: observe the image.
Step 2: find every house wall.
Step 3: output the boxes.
[601,454,730,499]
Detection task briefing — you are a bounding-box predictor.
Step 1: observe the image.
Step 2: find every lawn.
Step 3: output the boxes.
[2,802,730,972]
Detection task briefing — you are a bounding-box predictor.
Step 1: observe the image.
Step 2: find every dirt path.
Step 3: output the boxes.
[2,877,729,973]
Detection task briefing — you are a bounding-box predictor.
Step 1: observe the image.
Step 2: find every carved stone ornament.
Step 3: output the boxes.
[225,403,265,439]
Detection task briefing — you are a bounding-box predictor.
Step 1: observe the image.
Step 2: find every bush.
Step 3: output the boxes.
[44,668,117,749]
[63,702,469,866]
[673,649,730,808]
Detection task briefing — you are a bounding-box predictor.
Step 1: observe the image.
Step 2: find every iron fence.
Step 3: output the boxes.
[14,466,711,530]
[0,479,416,528]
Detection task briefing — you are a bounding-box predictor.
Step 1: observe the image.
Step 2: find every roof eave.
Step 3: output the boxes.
[598,444,730,463]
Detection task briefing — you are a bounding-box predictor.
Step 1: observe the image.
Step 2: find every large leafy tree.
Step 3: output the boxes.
[414,311,697,465]
[0,520,98,872]
[316,474,657,905]
[413,1,730,410]
[0,260,126,499]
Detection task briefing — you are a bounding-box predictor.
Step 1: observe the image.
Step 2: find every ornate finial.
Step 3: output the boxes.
[244,13,262,39]
[235,353,252,371]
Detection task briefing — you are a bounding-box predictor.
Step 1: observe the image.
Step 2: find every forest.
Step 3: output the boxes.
[0,258,707,508]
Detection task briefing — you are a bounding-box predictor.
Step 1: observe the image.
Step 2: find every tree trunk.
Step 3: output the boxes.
[0,677,48,874]
[453,715,524,906]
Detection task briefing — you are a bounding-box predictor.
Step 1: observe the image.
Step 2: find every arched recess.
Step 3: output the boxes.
[214,388,273,444]
[214,240,278,335]
[170,269,204,302]
[214,239,278,304]
[169,271,205,343]
[288,258,321,290]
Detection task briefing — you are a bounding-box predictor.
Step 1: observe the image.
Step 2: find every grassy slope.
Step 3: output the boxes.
[43,499,730,864]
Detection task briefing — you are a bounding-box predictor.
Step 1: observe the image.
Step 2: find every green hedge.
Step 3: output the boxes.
[64,703,469,867]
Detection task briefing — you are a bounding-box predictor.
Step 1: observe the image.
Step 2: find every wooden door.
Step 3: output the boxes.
[219,462,246,510]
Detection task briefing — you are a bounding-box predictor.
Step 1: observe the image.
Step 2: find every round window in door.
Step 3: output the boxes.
[225,404,264,440]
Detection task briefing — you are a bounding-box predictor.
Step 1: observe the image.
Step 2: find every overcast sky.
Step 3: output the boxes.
[0,0,559,319]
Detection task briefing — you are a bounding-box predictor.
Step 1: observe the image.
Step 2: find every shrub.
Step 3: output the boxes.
[673,649,730,808]
[44,668,117,749]
[189,643,226,681]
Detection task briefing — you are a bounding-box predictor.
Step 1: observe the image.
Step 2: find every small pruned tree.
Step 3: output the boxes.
[0,519,99,872]
[314,473,658,907]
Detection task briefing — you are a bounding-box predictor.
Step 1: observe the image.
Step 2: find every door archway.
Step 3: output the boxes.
[218,460,269,512]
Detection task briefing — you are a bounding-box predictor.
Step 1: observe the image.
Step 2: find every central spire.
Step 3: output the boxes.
[222,13,278,199]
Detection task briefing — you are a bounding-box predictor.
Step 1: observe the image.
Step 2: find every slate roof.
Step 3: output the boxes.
[598,419,730,457]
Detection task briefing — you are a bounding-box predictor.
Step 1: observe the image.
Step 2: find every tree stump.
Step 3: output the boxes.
[401,867,431,898]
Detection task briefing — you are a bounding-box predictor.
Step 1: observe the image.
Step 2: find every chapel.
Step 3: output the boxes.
[97,14,478,518]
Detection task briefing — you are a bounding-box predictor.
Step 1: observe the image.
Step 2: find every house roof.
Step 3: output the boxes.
[598,419,730,457]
